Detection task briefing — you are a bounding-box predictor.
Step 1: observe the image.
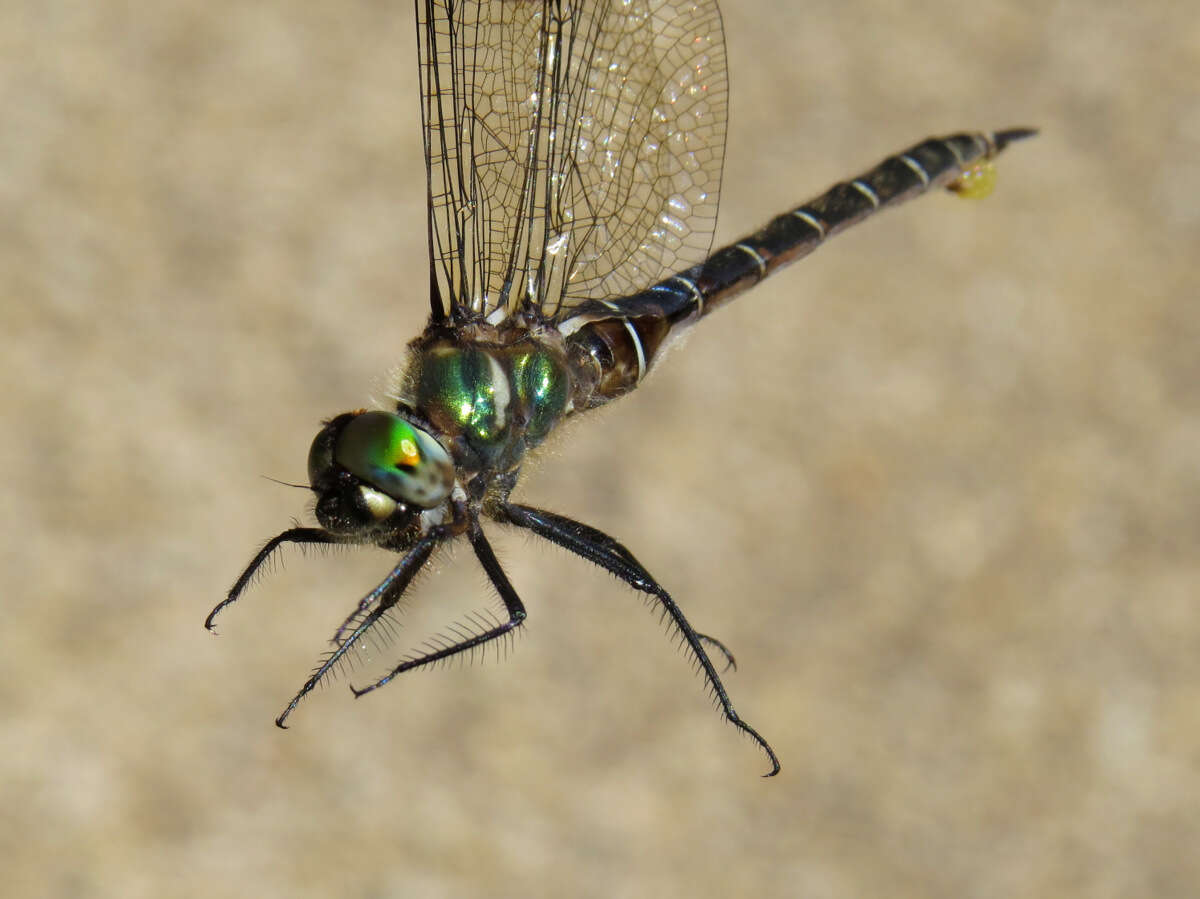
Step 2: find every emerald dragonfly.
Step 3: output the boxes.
[205,0,1033,776]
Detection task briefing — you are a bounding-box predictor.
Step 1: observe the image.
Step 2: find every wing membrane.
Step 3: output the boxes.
[417,0,728,321]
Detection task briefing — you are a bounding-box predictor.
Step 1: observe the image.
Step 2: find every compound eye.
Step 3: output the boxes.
[333,411,454,509]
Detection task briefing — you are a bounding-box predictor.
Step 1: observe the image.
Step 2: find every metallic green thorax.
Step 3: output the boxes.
[410,338,570,472]
[511,347,570,445]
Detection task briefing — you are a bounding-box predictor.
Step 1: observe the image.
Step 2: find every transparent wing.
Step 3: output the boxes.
[418,0,728,322]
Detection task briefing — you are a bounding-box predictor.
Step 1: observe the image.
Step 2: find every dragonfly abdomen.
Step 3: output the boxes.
[563,129,1033,408]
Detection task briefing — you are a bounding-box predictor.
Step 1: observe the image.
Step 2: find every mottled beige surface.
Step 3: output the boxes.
[3,1,1197,896]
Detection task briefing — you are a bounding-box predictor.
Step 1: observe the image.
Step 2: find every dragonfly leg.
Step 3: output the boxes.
[349,520,527,698]
[275,529,442,727]
[329,557,413,646]
[205,527,339,631]
[699,633,737,672]
[500,503,780,777]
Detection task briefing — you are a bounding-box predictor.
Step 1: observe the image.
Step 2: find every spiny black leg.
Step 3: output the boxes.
[274,530,442,727]
[205,527,338,631]
[501,503,780,777]
[350,521,527,698]
[330,559,410,645]
[699,634,737,672]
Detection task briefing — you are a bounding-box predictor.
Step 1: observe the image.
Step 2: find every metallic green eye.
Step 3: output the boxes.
[333,411,454,509]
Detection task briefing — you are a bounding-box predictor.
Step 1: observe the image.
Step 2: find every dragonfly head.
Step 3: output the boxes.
[307,410,455,535]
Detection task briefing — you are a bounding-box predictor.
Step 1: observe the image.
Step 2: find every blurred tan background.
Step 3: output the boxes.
[3,0,1197,896]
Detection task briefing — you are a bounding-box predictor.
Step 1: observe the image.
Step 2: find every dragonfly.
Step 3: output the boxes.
[205,0,1033,777]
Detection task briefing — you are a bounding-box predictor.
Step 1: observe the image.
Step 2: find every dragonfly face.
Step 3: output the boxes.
[306,410,454,539]
[206,0,1032,777]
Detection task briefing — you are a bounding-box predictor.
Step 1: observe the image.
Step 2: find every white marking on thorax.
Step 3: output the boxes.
[487,352,511,428]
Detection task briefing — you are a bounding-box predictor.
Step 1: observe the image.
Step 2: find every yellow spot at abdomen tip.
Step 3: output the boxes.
[948,160,998,200]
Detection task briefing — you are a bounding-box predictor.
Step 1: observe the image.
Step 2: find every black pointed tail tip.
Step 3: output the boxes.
[994,127,1039,151]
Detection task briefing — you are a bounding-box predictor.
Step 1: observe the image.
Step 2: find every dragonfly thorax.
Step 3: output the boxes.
[304,329,574,541]
[405,334,572,476]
